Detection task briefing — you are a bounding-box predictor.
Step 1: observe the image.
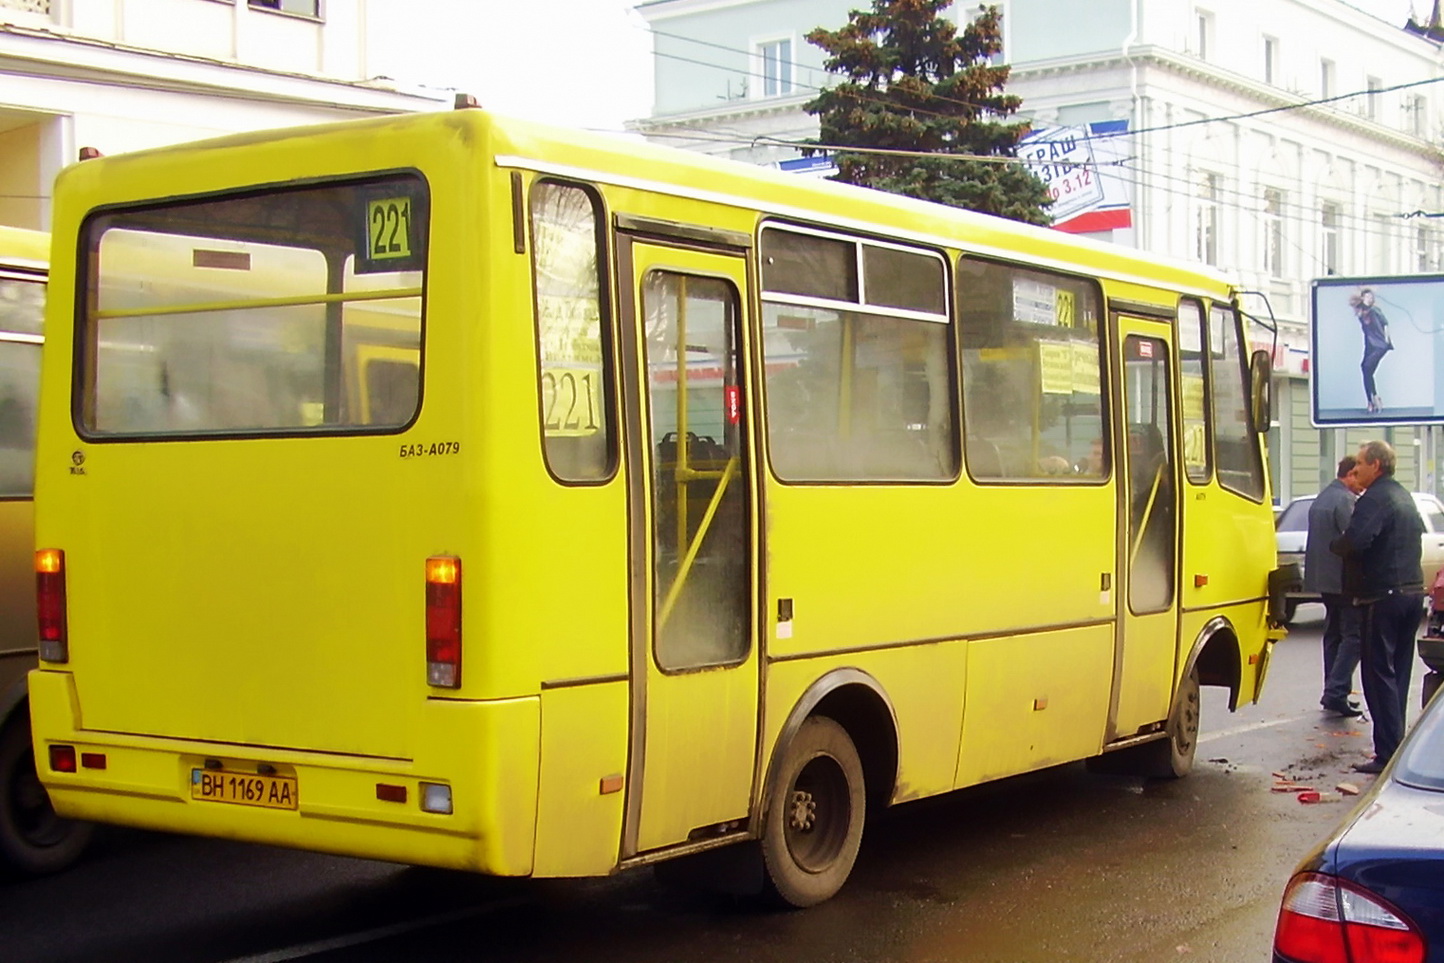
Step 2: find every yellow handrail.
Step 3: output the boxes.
[93,286,423,320]
[657,454,739,629]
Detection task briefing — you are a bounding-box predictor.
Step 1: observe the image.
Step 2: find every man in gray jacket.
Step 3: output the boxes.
[1306,455,1363,717]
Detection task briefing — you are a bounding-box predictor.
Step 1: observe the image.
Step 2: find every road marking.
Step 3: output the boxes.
[1200,712,1313,744]
[218,898,524,963]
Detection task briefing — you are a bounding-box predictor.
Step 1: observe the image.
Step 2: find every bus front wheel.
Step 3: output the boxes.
[0,715,93,877]
[761,716,865,908]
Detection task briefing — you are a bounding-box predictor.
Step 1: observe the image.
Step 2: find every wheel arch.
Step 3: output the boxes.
[1186,616,1243,711]
[764,668,899,817]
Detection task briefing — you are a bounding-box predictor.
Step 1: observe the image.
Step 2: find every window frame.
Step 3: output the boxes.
[1262,186,1286,279]
[758,220,959,486]
[0,267,44,500]
[753,35,794,99]
[1208,302,1266,503]
[1320,201,1341,276]
[247,0,322,20]
[72,170,427,443]
[1195,172,1220,266]
[527,177,619,486]
[956,253,1110,487]
[1178,297,1213,486]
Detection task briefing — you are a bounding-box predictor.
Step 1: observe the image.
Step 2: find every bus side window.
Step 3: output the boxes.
[957,257,1105,483]
[759,227,956,483]
[529,181,613,482]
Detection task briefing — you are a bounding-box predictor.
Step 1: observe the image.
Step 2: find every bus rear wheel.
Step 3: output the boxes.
[761,716,865,908]
[0,715,93,877]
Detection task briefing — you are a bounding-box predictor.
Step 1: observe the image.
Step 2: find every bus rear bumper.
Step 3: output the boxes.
[27,669,540,875]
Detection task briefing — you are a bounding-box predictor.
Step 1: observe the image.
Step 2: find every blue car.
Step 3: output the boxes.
[1272,690,1444,963]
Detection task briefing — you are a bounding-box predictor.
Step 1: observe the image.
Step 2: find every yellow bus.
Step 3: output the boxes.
[30,105,1282,905]
[0,225,92,876]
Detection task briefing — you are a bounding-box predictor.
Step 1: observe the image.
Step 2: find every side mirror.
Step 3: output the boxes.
[1249,349,1272,433]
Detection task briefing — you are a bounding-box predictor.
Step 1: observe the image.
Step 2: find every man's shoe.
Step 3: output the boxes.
[1352,758,1386,775]
[1323,701,1364,718]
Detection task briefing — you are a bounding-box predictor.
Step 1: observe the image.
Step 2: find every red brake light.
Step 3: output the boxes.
[36,549,68,663]
[425,556,461,688]
[1275,872,1425,963]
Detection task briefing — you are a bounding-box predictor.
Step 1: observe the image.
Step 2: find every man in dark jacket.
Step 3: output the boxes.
[1306,456,1362,716]
[1331,440,1424,774]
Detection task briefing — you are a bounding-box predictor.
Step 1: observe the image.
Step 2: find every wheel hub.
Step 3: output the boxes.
[788,789,816,832]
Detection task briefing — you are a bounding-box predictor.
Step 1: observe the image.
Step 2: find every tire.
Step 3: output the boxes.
[1086,665,1200,780]
[0,714,93,877]
[761,716,865,908]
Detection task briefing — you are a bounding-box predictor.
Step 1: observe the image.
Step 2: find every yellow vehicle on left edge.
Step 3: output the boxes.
[0,225,92,876]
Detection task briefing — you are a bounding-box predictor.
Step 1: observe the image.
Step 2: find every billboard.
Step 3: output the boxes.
[1311,274,1444,426]
[1017,120,1134,234]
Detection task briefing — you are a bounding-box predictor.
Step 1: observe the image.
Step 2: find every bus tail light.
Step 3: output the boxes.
[36,549,68,663]
[49,745,76,773]
[1274,872,1425,963]
[425,556,461,688]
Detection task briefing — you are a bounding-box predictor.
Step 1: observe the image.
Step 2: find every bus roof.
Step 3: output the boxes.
[58,108,1233,299]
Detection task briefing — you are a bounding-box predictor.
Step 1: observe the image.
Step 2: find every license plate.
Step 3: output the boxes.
[191,769,298,810]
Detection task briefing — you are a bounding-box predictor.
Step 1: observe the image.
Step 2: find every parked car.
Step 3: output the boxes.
[1274,491,1444,624]
[1272,686,1444,962]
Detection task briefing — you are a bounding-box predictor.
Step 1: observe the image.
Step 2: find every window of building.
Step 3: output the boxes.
[1178,298,1211,484]
[759,226,955,482]
[1366,76,1382,121]
[1262,36,1278,85]
[756,38,793,98]
[1372,213,1394,273]
[1262,188,1285,278]
[1196,10,1214,60]
[1320,58,1336,98]
[1408,94,1428,136]
[1195,172,1220,266]
[530,181,614,482]
[1416,223,1433,272]
[249,0,320,17]
[956,258,1105,482]
[1320,202,1340,276]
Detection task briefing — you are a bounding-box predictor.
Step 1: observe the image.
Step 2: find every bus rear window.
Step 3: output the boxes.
[78,176,427,437]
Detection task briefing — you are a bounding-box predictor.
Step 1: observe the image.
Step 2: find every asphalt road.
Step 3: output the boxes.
[2,605,1424,963]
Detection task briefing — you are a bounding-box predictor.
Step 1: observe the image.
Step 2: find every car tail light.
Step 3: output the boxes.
[1274,872,1425,963]
[36,549,68,663]
[425,556,461,688]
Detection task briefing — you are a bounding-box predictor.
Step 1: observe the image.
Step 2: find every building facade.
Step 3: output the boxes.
[0,0,444,230]
[633,0,1444,503]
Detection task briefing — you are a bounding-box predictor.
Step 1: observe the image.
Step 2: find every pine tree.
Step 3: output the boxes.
[803,1,1052,225]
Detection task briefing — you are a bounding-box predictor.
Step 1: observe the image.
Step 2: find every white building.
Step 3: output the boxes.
[633,0,1444,502]
[0,0,445,230]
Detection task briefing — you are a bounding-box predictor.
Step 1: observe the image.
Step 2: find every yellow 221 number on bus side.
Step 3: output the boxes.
[541,366,602,436]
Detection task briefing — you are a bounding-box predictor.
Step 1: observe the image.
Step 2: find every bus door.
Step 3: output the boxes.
[616,235,758,857]
[1110,316,1180,740]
